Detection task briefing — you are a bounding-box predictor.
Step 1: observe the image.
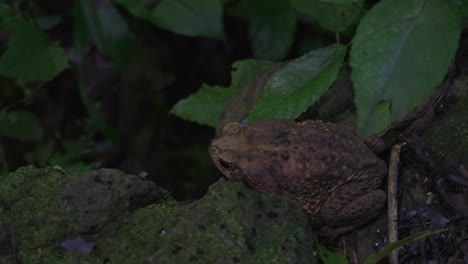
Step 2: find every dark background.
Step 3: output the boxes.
[0,0,360,200]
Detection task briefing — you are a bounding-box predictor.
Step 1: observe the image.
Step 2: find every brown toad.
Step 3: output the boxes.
[209,119,387,238]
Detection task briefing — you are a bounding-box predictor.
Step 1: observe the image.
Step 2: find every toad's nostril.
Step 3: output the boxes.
[210,147,218,154]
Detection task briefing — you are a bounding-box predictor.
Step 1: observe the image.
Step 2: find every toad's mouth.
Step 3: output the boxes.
[218,158,232,170]
[214,158,242,181]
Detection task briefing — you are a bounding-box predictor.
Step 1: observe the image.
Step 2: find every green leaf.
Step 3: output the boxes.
[74,0,139,68]
[170,84,237,127]
[316,243,348,264]
[229,0,296,60]
[0,18,68,82]
[227,0,266,18]
[78,88,120,144]
[356,101,391,139]
[249,43,347,122]
[49,137,100,175]
[290,0,364,32]
[36,15,63,30]
[0,111,43,141]
[250,10,296,60]
[230,59,275,89]
[115,0,224,39]
[171,59,275,126]
[0,3,13,18]
[451,0,468,17]
[363,230,445,264]
[350,0,461,137]
[319,0,359,3]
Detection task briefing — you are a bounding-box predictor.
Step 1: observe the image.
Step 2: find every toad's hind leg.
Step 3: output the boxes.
[319,183,386,237]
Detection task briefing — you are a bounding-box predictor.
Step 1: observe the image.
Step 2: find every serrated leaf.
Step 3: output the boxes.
[171,59,275,126]
[0,18,68,82]
[364,230,445,264]
[115,0,224,39]
[231,59,275,89]
[350,0,461,137]
[0,111,43,141]
[291,0,364,32]
[249,44,346,122]
[170,84,236,127]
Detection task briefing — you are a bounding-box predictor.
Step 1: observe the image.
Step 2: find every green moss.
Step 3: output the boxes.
[0,166,68,258]
[422,92,468,164]
[98,179,316,264]
[0,167,168,262]
[0,166,65,205]
[1,168,316,263]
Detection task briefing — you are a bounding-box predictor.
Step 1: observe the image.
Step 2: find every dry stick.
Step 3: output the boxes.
[388,143,404,264]
[335,32,340,44]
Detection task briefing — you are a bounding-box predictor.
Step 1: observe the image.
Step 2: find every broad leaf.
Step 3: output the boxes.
[350,0,461,137]
[291,0,364,32]
[0,111,43,141]
[170,84,236,127]
[451,0,468,17]
[115,0,224,39]
[249,11,296,60]
[229,0,296,60]
[249,44,346,122]
[320,0,358,3]
[171,59,275,126]
[231,59,275,89]
[0,18,68,82]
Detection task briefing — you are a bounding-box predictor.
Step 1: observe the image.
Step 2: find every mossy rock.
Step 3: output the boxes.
[0,167,316,263]
[0,166,169,263]
[422,81,468,168]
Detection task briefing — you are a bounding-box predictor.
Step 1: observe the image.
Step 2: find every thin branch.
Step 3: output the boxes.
[388,143,404,264]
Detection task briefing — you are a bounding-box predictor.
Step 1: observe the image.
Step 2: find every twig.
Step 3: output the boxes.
[388,143,404,264]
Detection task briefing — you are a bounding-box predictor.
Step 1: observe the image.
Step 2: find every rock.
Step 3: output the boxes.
[0,167,316,263]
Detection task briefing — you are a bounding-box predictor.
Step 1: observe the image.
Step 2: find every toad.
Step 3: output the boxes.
[209,119,387,238]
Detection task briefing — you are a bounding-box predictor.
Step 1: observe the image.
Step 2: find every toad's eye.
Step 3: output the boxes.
[223,122,241,135]
[219,158,233,169]
[210,147,218,155]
